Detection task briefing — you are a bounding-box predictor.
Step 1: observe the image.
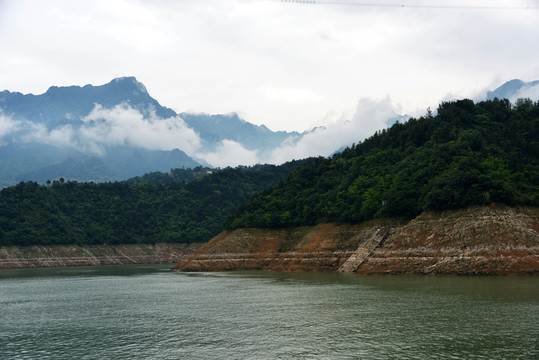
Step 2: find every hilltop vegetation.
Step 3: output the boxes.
[125,166,214,185]
[0,160,309,246]
[227,98,538,229]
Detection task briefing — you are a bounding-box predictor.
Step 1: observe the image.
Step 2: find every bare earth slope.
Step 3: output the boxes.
[359,205,538,275]
[0,243,202,269]
[175,205,538,275]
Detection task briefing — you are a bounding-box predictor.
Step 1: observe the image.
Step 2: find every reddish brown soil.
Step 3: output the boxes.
[175,205,538,275]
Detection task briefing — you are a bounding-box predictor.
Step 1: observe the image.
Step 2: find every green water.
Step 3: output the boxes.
[0,265,537,359]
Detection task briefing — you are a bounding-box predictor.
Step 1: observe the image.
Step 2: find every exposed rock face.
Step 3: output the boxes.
[359,205,538,275]
[0,243,202,269]
[175,220,404,272]
[175,205,538,275]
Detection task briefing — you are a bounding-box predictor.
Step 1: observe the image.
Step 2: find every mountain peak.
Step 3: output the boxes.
[487,79,539,100]
[42,76,148,97]
[109,76,148,94]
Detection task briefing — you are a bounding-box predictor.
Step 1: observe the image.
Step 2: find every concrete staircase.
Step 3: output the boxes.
[338,228,389,272]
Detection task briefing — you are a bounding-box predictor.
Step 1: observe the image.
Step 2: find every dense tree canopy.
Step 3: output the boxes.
[0,160,309,246]
[227,98,538,229]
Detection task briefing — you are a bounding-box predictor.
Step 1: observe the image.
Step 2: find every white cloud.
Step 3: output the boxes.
[0,114,77,148]
[2,103,262,168]
[0,113,21,137]
[199,139,259,168]
[268,96,400,163]
[21,123,77,148]
[80,103,202,156]
[3,103,203,158]
[512,83,539,101]
[16,98,401,168]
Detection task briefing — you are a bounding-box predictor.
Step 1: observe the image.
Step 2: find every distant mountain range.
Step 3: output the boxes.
[0,77,536,186]
[0,77,304,186]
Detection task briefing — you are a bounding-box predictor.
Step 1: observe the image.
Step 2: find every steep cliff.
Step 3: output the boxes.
[175,205,538,275]
[0,242,202,269]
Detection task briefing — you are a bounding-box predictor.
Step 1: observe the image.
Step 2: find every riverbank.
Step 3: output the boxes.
[0,242,202,269]
[175,205,539,275]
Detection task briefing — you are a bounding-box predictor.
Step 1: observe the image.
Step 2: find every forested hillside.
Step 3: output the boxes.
[2,98,537,247]
[227,98,538,229]
[0,160,309,246]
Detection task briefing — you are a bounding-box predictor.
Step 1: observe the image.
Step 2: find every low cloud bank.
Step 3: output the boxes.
[267,96,402,164]
[1,103,202,155]
[512,83,539,102]
[0,112,22,137]
[199,140,259,168]
[1,98,403,168]
[80,104,201,156]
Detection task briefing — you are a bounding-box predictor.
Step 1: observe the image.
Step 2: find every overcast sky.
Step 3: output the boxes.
[1,0,538,133]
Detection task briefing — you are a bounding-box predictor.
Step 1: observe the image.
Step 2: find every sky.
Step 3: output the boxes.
[1,0,538,134]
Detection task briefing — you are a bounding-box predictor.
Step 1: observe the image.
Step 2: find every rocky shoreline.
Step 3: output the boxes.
[175,205,539,275]
[0,242,202,269]
[2,206,537,274]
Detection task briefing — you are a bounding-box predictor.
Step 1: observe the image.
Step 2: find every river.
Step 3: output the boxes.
[1,265,537,359]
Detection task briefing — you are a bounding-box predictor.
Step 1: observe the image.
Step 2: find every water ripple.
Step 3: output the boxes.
[1,266,537,359]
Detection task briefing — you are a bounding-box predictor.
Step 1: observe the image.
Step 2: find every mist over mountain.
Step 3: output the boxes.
[0,77,176,126]
[0,77,536,186]
[485,79,539,102]
[179,112,301,152]
[0,77,306,185]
